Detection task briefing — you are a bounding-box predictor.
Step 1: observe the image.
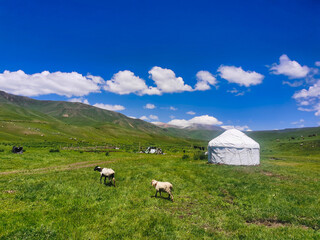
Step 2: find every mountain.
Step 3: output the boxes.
[0,91,196,145]
[1,90,319,153]
[152,121,224,131]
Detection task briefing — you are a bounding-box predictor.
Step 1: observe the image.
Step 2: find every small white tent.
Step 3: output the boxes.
[208,129,260,165]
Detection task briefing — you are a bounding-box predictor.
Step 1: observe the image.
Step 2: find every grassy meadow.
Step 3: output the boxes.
[0,145,319,239]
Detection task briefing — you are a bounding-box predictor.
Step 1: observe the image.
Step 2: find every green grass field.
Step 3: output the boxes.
[1,148,319,239]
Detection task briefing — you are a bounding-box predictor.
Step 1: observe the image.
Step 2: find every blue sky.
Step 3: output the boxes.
[0,0,319,130]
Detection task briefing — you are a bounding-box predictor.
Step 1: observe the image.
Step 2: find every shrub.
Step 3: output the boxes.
[0,149,4,152]
[105,151,109,156]
[49,149,60,153]
[182,154,190,160]
[193,152,206,160]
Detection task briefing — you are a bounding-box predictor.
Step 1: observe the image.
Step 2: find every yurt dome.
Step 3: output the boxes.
[208,129,260,165]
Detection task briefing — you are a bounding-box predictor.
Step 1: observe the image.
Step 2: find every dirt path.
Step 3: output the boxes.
[0,160,114,176]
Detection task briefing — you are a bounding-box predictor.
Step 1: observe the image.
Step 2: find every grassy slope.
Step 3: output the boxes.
[0,91,202,146]
[0,150,319,239]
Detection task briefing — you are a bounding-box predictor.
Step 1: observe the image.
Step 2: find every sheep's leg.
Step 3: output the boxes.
[100,175,103,184]
[155,191,158,198]
[168,191,173,202]
[113,178,116,187]
[159,191,162,197]
[104,176,107,185]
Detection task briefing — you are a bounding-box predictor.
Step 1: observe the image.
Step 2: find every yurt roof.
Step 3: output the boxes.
[208,129,260,149]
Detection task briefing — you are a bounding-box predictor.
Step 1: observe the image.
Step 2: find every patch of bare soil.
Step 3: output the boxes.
[260,171,289,180]
[3,190,17,194]
[246,219,310,229]
[0,160,114,176]
[219,189,234,204]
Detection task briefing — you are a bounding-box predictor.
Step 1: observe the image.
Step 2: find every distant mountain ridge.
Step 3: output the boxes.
[0,91,222,144]
[0,91,319,146]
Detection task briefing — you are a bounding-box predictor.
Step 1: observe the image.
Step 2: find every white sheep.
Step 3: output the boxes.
[151,180,174,201]
[94,166,116,187]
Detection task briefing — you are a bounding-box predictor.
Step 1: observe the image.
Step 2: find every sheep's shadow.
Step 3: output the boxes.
[150,195,172,201]
[103,182,115,187]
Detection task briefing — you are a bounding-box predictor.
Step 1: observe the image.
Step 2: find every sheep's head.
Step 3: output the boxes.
[94,166,101,172]
[151,180,157,187]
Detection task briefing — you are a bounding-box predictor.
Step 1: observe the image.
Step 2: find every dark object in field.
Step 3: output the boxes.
[94,166,116,187]
[151,180,174,202]
[12,146,23,154]
[145,147,163,154]
[182,154,190,160]
[49,149,60,153]
[193,146,205,150]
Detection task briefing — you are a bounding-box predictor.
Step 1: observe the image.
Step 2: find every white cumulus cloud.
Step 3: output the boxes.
[144,103,156,109]
[195,71,217,90]
[315,61,320,67]
[93,103,125,111]
[293,79,320,116]
[0,70,103,97]
[148,66,193,93]
[218,65,264,87]
[221,125,251,131]
[168,115,222,128]
[104,70,160,95]
[270,54,310,79]
[186,111,196,115]
[68,98,90,105]
[149,115,159,120]
[140,116,149,121]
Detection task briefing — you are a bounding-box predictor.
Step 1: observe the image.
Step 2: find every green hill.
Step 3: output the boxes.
[0,91,201,146]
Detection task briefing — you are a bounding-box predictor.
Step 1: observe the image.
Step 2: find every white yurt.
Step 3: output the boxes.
[208,129,260,165]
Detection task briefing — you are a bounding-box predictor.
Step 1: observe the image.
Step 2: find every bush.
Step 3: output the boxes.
[193,152,206,160]
[0,149,4,152]
[182,154,190,160]
[49,149,60,153]
[105,151,109,156]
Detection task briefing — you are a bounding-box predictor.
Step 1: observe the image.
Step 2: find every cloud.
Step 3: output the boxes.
[0,70,103,97]
[169,106,177,111]
[149,115,159,120]
[186,111,196,115]
[140,116,149,121]
[291,119,304,125]
[293,79,320,116]
[144,103,156,109]
[316,61,320,67]
[68,98,90,105]
[104,70,160,95]
[168,115,222,128]
[293,80,320,99]
[195,71,217,90]
[93,103,125,111]
[270,54,310,79]
[148,66,193,93]
[128,116,137,119]
[282,80,303,87]
[104,67,215,96]
[227,88,245,96]
[167,119,190,128]
[139,115,159,121]
[221,125,251,131]
[217,65,264,87]
[169,115,175,119]
[300,101,310,106]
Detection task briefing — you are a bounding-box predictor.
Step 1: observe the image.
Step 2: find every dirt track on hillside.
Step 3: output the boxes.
[0,160,114,176]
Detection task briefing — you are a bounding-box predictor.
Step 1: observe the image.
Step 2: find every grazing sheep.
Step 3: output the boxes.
[151,180,173,201]
[94,166,116,187]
